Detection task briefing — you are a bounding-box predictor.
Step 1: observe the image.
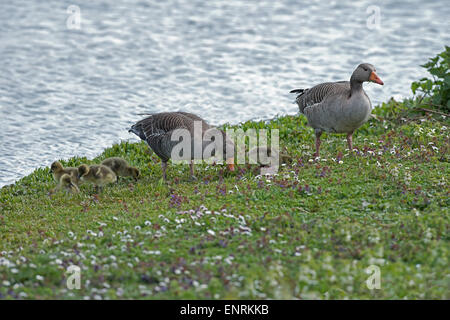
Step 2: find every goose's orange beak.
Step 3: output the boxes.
[369,71,384,85]
[226,158,235,171]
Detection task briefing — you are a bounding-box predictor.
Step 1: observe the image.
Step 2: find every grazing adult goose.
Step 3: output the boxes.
[129,111,235,181]
[101,157,140,181]
[291,63,383,156]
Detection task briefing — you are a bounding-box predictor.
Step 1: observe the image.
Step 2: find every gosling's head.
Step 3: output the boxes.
[128,167,140,180]
[50,161,64,173]
[77,164,90,179]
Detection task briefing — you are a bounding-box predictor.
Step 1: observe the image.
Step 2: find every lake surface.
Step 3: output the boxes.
[0,0,449,187]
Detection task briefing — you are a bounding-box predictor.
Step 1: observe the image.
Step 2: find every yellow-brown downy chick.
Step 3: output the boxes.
[248,146,293,174]
[50,161,80,185]
[101,157,140,181]
[77,164,117,189]
[59,174,80,194]
[247,146,285,166]
[50,173,80,195]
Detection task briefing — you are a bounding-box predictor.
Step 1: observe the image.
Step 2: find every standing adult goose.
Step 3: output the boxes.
[129,111,235,181]
[290,63,384,156]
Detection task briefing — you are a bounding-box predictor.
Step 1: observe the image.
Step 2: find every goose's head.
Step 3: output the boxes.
[353,63,383,85]
[77,164,90,179]
[50,161,63,173]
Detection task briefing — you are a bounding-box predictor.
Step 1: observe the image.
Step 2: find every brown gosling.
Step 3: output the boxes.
[77,164,117,191]
[248,146,292,166]
[248,146,293,174]
[100,157,140,181]
[59,173,80,194]
[50,161,80,185]
[50,173,80,195]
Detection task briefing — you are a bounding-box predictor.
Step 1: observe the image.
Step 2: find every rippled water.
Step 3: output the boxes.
[0,0,449,187]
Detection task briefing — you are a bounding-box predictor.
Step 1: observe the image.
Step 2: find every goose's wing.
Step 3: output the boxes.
[129,112,204,162]
[175,112,205,122]
[175,111,212,133]
[129,112,190,140]
[291,81,350,113]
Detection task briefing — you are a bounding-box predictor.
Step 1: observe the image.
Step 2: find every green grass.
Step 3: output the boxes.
[0,101,449,299]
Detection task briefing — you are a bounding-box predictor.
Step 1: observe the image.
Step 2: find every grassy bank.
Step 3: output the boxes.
[0,97,448,299]
[1,49,450,299]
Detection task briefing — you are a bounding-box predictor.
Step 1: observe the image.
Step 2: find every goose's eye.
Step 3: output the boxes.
[363,68,368,72]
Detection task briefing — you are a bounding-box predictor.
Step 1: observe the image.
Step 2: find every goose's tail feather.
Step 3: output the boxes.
[290,88,306,94]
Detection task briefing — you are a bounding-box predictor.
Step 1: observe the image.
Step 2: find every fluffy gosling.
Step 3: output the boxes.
[101,157,140,181]
[50,173,79,195]
[77,164,117,190]
[50,161,80,185]
[248,146,293,174]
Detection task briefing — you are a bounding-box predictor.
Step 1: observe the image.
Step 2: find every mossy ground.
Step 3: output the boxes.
[0,100,448,299]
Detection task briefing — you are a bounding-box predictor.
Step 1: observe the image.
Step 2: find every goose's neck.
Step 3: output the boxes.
[349,75,363,96]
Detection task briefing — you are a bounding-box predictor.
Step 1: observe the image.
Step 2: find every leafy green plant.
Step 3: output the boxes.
[411,46,450,111]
